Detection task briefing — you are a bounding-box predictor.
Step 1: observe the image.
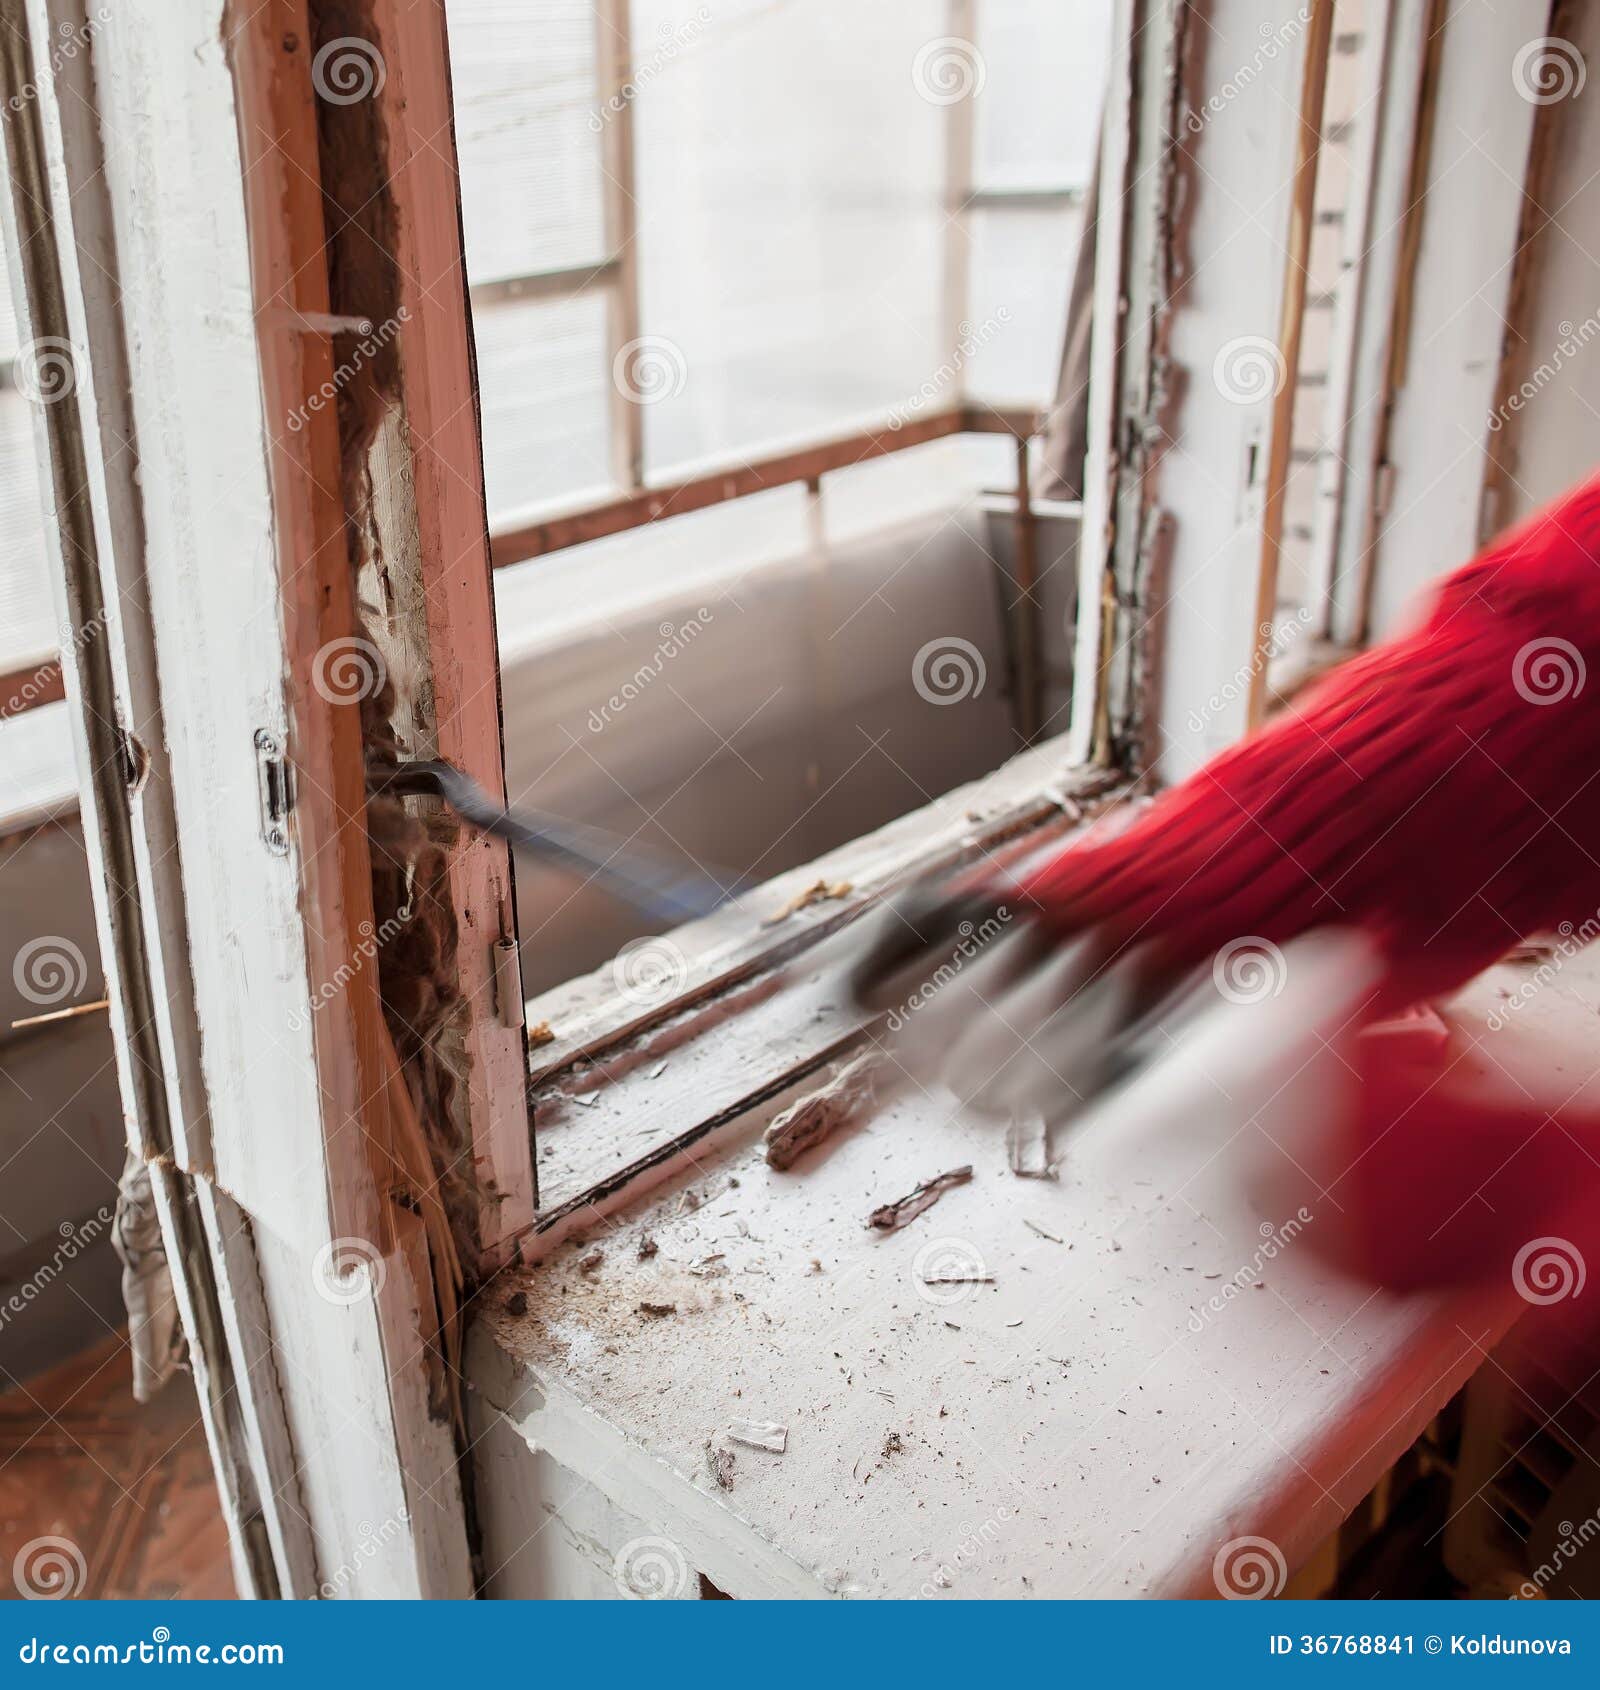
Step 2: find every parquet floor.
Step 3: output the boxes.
[0,1333,232,1599]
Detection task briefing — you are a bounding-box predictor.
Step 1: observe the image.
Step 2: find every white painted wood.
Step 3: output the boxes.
[3,0,472,1597]
[940,0,977,401]
[595,0,643,491]
[1152,0,1321,780]
[1322,0,1432,648]
[2,0,306,1595]
[1065,0,1131,770]
[1484,5,1600,526]
[469,1416,703,1600]
[472,931,1572,1598]
[1364,0,1544,639]
[1305,0,1398,637]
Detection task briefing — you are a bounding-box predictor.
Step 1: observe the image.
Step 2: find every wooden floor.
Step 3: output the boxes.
[0,1333,232,1599]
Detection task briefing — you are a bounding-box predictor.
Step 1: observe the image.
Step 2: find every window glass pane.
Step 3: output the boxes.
[966,203,1080,404]
[974,2,1107,190]
[447,0,608,282]
[474,292,613,522]
[0,295,56,671]
[630,0,948,472]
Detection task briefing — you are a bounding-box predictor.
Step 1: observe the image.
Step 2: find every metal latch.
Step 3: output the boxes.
[255,729,291,856]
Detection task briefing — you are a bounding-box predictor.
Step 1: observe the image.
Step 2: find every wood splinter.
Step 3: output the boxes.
[762,878,854,926]
[764,1051,879,1170]
[867,1165,973,1232]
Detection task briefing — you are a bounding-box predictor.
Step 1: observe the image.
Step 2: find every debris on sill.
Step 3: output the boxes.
[577,1248,603,1275]
[921,1271,994,1287]
[1006,1111,1056,1180]
[527,1020,556,1047]
[706,1443,736,1491]
[1024,1219,1064,1244]
[505,1290,528,1318]
[762,878,854,926]
[764,1051,878,1170]
[727,1419,787,1454]
[637,1234,659,1260]
[638,1301,677,1319]
[867,1165,973,1232]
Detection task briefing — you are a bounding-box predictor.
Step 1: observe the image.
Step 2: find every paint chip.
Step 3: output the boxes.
[727,1419,787,1453]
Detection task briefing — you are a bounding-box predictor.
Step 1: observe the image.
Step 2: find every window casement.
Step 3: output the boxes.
[440,0,1116,1235]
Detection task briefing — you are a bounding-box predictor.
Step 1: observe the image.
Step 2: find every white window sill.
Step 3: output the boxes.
[469,942,1568,1597]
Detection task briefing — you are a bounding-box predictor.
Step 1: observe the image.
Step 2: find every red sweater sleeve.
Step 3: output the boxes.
[1017,472,1600,1009]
